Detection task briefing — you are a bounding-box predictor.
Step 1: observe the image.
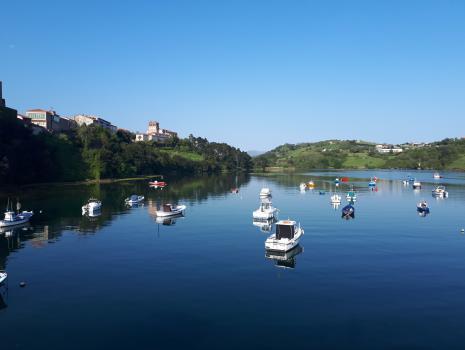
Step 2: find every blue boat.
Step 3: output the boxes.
[341,204,355,219]
[417,201,430,214]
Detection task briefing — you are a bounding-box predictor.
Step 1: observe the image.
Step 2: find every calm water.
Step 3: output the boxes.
[1,171,465,349]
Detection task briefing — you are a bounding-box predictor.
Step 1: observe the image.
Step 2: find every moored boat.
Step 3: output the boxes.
[412,180,422,189]
[149,180,167,188]
[369,177,377,187]
[307,181,315,189]
[432,186,448,197]
[299,183,307,191]
[82,198,102,214]
[417,200,430,213]
[125,195,145,205]
[265,220,303,252]
[156,204,186,217]
[433,172,442,179]
[260,188,272,198]
[253,197,278,221]
[0,199,33,228]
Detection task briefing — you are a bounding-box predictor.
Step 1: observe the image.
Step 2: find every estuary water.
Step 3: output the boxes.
[1,170,465,349]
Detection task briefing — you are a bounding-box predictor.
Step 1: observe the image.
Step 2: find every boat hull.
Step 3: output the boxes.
[0,272,7,284]
[265,229,303,252]
[0,217,30,228]
[156,205,186,217]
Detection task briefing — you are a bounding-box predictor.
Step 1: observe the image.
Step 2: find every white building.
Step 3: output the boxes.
[375,144,403,153]
[74,114,117,133]
[135,120,177,143]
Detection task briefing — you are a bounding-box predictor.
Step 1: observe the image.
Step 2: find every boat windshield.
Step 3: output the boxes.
[276,224,295,239]
[130,195,138,201]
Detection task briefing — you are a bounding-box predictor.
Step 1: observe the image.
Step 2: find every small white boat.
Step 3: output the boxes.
[299,183,307,191]
[0,199,33,228]
[253,198,278,221]
[156,204,186,217]
[0,271,7,284]
[432,186,448,197]
[265,220,303,252]
[433,173,442,179]
[331,194,341,204]
[412,180,422,189]
[260,188,272,198]
[82,198,102,214]
[125,195,144,205]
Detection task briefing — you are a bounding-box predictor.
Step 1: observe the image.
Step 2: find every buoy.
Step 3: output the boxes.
[19,281,26,287]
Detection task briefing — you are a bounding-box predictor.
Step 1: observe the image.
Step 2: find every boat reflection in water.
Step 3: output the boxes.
[155,213,184,226]
[0,290,7,310]
[265,245,303,269]
[252,218,276,233]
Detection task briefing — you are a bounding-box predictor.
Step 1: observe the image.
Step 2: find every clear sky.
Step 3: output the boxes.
[1,0,465,151]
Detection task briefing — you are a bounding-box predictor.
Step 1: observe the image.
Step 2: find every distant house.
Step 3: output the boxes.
[17,113,46,135]
[375,144,403,153]
[74,114,117,133]
[26,109,74,132]
[135,120,177,143]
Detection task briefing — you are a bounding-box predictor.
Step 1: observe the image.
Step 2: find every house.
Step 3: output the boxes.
[74,114,117,133]
[26,109,74,132]
[135,120,177,143]
[375,144,403,154]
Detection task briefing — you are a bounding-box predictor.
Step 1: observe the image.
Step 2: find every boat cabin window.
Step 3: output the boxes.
[276,224,295,239]
[163,204,172,212]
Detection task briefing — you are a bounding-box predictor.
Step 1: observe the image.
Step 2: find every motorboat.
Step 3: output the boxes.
[342,204,355,219]
[0,271,7,284]
[265,245,303,269]
[82,198,102,215]
[368,177,377,187]
[346,188,357,202]
[265,220,303,252]
[331,194,341,204]
[299,183,307,191]
[156,204,186,217]
[125,195,144,205]
[253,198,278,221]
[307,181,315,189]
[432,186,448,197]
[417,200,429,214]
[149,180,167,188]
[412,180,422,189]
[0,200,33,228]
[433,173,442,179]
[334,178,340,185]
[260,188,272,198]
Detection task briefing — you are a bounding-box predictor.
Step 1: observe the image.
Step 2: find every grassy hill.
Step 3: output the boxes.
[253,139,465,171]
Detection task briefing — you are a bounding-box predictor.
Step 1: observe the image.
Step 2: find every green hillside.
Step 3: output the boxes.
[253,139,465,171]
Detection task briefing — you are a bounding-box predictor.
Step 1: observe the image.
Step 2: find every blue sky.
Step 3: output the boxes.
[1,0,465,151]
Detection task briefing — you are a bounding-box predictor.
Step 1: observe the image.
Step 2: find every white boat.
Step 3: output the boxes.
[259,188,272,198]
[0,271,7,284]
[265,220,304,252]
[0,199,33,228]
[82,198,102,214]
[433,173,442,179]
[299,183,307,191]
[156,204,186,217]
[125,195,144,205]
[330,194,341,204]
[432,186,448,197]
[412,180,422,189]
[253,197,278,221]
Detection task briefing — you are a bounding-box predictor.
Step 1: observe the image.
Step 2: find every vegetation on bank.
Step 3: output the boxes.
[0,112,252,185]
[253,139,465,171]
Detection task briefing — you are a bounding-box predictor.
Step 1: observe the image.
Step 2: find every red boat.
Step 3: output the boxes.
[341,177,349,182]
[149,180,167,187]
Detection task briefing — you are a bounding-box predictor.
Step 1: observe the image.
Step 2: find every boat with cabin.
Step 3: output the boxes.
[412,180,422,189]
[253,197,278,221]
[433,173,442,179]
[0,199,33,228]
[259,188,272,198]
[432,186,448,197]
[82,198,102,215]
[265,220,303,252]
[369,177,377,187]
[156,204,186,217]
[299,183,307,191]
[346,187,357,202]
[417,200,430,213]
[125,195,145,205]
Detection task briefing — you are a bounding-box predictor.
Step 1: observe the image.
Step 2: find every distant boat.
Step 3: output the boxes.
[0,270,7,284]
[125,195,144,205]
[299,183,307,191]
[341,177,349,182]
[417,201,429,214]
[432,186,448,197]
[319,190,326,195]
[341,204,355,219]
[82,198,102,215]
[156,204,186,217]
[368,177,377,187]
[0,199,33,228]
[433,173,442,179]
[412,180,422,189]
[346,187,357,202]
[149,180,167,188]
[307,181,315,189]
[265,220,303,252]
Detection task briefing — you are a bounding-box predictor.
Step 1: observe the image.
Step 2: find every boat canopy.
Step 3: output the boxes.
[276,223,295,239]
